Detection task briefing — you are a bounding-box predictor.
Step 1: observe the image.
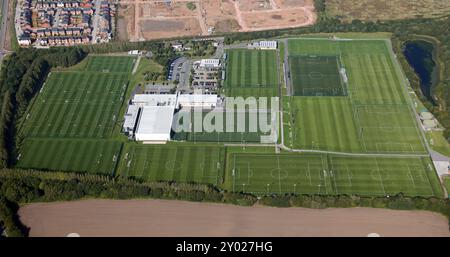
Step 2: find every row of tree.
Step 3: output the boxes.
[0,169,449,237]
[0,197,23,237]
[0,169,257,236]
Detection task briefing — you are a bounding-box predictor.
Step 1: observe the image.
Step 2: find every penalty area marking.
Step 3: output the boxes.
[308,72,325,79]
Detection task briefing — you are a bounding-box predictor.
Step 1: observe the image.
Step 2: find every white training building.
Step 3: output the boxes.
[123,93,218,143]
[177,94,218,109]
[247,41,278,50]
[199,59,221,69]
[259,41,277,50]
[134,106,175,142]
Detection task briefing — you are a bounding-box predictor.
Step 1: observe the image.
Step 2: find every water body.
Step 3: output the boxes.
[403,40,438,106]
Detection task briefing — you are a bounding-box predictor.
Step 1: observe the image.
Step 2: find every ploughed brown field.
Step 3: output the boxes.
[18,199,450,237]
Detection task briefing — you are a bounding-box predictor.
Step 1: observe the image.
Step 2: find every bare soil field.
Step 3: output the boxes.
[202,0,240,33]
[274,0,314,9]
[326,0,450,21]
[117,0,316,41]
[242,8,308,30]
[239,0,272,12]
[116,4,133,41]
[19,199,450,237]
[143,2,197,18]
[139,18,202,40]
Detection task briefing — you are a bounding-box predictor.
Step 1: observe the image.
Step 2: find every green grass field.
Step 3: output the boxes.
[85,56,136,73]
[226,153,443,197]
[13,44,444,197]
[289,55,346,96]
[328,155,441,196]
[172,109,276,143]
[224,49,278,97]
[284,97,362,152]
[21,71,128,138]
[17,56,133,176]
[117,144,225,185]
[443,177,450,196]
[17,139,122,175]
[285,39,426,153]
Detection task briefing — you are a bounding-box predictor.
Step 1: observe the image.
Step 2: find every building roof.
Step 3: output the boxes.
[199,59,220,68]
[423,119,437,129]
[420,112,434,120]
[135,106,175,141]
[177,94,218,108]
[123,105,139,130]
[259,41,277,49]
[132,94,178,107]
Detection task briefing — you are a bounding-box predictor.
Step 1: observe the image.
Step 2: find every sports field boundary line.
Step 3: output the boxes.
[284,37,390,41]
[373,158,386,196]
[278,144,429,157]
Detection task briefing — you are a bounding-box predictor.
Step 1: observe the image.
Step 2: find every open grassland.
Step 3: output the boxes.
[21,72,128,139]
[226,153,443,197]
[326,0,450,22]
[17,139,122,175]
[285,39,426,153]
[129,57,165,86]
[224,49,278,97]
[117,144,225,185]
[426,131,450,157]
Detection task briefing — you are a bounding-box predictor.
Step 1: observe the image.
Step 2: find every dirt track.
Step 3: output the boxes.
[18,199,450,237]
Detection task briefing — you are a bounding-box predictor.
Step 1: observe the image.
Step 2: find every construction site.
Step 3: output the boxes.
[116,0,316,41]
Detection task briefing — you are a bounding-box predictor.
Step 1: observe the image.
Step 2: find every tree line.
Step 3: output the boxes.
[0,169,257,236]
[0,169,449,237]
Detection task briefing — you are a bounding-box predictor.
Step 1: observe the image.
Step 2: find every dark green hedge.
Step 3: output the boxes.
[0,169,448,237]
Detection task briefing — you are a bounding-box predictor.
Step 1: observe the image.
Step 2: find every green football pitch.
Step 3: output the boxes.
[224,49,279,97]
[172,109,277,143]
[226,153,443,197]
[284,39,426,154]
[17,56,134,175]
[20,57,132,139]
[85,56,136,73]
[289,55,346,96]
[117,144,225,185]
[17,138,122,175]
[21,72,128,138]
